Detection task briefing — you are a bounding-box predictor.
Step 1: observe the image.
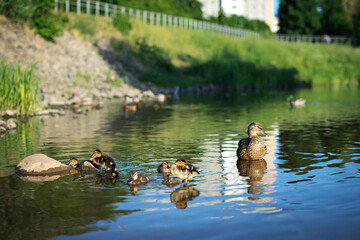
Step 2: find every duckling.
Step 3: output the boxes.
[157,160,171,173]
[170,158,199,184]
[68,157,98,173]
[237,122,268,160]
[288,95,306,107]
[90,149,117,171]
[127,171,151,185]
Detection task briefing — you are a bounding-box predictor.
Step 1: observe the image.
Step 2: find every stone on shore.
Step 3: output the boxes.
[6,119,17,129]
[16,154,70,175]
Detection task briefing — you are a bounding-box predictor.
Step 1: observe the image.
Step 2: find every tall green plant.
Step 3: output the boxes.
[0,60,41,115]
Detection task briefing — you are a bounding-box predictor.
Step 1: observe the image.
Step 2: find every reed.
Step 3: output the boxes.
[0,60,41,115]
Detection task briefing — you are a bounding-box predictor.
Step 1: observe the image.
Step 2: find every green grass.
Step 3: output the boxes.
[128,21,360,88]
[64,13,360,89]
[0,60,40,115]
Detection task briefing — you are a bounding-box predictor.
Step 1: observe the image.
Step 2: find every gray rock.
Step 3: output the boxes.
[0,120,7,129]
[16,154,70,175]
[6,119,17,129]
[0,126,7,134]
[4,110,17,118]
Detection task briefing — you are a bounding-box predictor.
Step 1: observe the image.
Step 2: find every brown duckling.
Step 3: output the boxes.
[157,160,171,173]
[68,157,98,173]
[237,122,268,160]
[127,171,151,185]
[170,158,199,184]
[90,149,117,171]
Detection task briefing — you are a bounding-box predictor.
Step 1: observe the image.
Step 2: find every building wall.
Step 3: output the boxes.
[221,0,274,29]
[198,0,221,17]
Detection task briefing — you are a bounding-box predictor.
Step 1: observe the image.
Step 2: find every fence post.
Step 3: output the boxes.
[86,0,90,14]
[77,0,81,14]
[113,5,117,17]
[96,1,99,15]
[54,0,58,11]
[105,3,108,17]
[136,10,140,21]
[143,11,147,24]
[168,15,172,26]
[121,6,125,15]
[174,16,178,27]
[65,0,69,12]
[150,12,154,25]
[156,13,160,26]
[162,14,167,27]
[179,17,183,28]
[129,8,133,17]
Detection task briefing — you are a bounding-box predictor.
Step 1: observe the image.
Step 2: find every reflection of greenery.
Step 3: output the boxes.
[0,174,135,240]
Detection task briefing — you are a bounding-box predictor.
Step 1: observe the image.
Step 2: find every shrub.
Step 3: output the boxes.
[112,14,132,35]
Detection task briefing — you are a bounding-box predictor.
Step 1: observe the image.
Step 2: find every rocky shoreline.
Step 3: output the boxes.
[0,16,176,136]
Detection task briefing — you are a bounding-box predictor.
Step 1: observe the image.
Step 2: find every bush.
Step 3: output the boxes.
[30,0,63,42]
[112,14,132,35]
[0,0,35,23]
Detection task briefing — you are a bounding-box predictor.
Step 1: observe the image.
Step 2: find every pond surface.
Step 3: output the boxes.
[1,87,360,240]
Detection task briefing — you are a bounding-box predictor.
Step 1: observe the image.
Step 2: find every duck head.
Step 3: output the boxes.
[68,157,79,168]
[175,158,187,167]
[162,160,170,169]
[90,149,102,161]
[130,171,138,180]
[248,122,268,137]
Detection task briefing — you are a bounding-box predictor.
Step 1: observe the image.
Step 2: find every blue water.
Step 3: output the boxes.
[0,87,360,240]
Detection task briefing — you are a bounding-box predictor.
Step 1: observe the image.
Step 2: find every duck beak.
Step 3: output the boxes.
[262,130,269,137]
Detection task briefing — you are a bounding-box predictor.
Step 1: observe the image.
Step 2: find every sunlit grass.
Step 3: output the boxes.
[0,60,41,115]
[64,13,360,88]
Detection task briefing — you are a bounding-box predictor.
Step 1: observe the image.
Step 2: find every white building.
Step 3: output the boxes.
[198,0,221,17]
[220,0,275,30]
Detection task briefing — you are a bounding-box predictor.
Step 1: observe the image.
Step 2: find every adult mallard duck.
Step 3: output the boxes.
[288,95,306,107]
[90,149,117,171]
[170,158,199,184]
[157,160,171,173]
[127,171,151,185]
[68,157,98,173]
[237,122,268,161]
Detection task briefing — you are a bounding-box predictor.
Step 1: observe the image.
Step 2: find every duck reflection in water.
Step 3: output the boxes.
[236,158,267,199]
[170,185,200,209]
[127,171,151,195]
[93,171,120,186]
[161,172,182,187]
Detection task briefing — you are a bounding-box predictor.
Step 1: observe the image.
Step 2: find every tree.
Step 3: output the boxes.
[278,0,321,34]
[319,0,353,35]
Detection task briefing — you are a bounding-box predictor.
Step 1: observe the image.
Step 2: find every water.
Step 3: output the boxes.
[1,87,360,240]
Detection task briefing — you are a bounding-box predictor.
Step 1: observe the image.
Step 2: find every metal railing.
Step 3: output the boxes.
[54,0,351,44]
[276,34,350,44]
[54,0,259,38]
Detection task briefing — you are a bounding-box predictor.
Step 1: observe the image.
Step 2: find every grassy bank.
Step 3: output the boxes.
[0,60,40,115]
[63,13,360,89]
[128,21,360,88]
